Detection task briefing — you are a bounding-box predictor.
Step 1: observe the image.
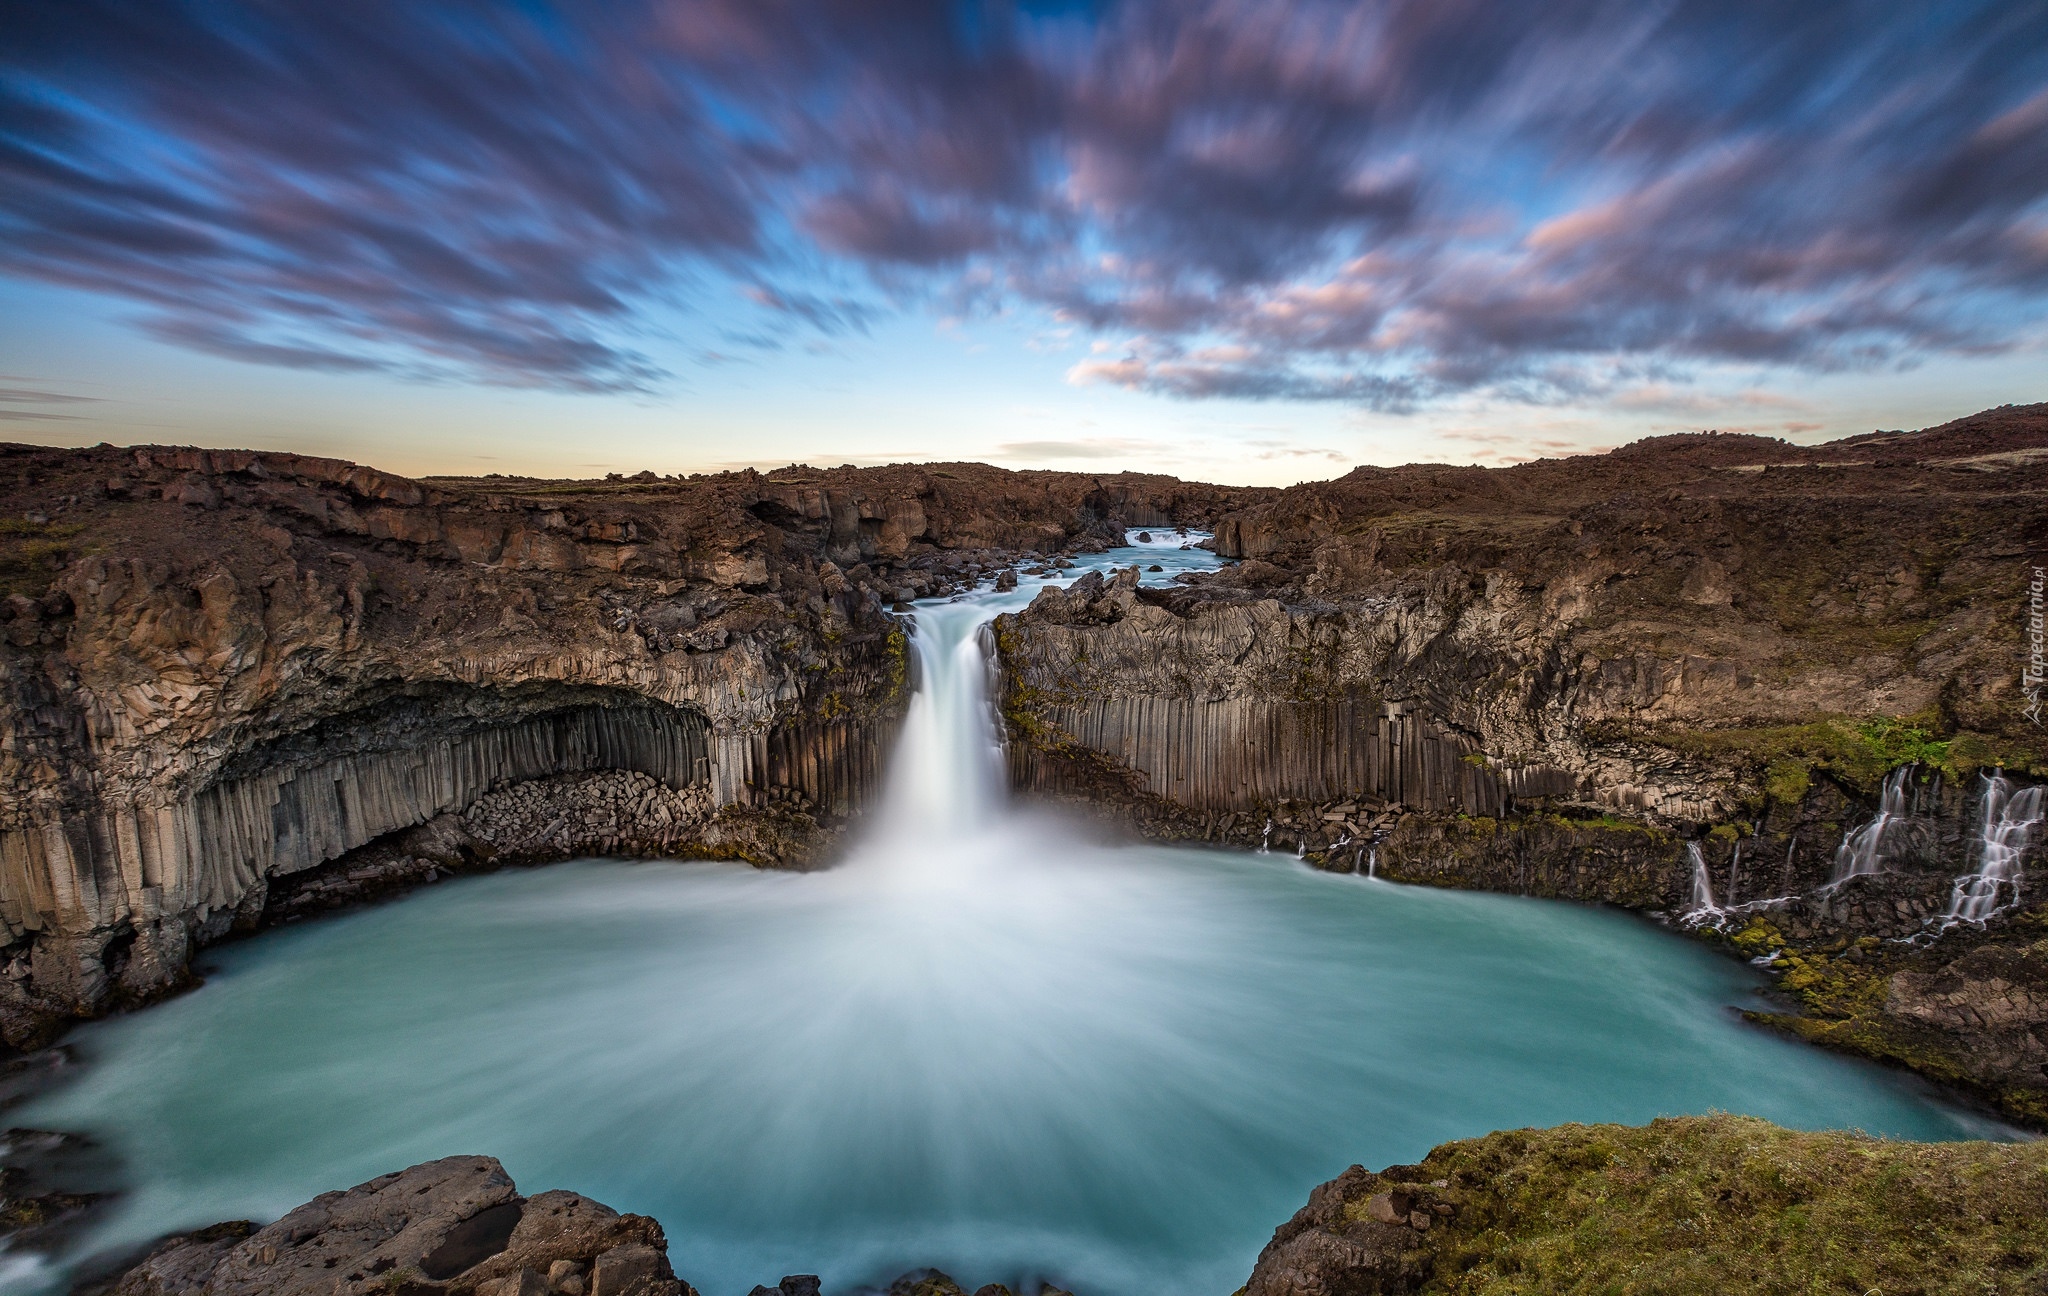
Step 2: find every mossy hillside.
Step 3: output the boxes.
[1322,1115,2048,1296]
[1631,714,2046,798]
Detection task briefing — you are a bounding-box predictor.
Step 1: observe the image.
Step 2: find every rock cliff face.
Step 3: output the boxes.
[993,405,2048,1121]
[0,445,1256,1044]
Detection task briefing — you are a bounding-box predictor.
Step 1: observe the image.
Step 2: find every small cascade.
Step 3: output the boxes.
[1682,841,1721,925]
[1351,848,1363,874]
[1259,819,1273,854]
[1725,840,1741,909]
[1828,766,1916,886]
[1942,772,2045,926]
[1366,846,1378,879]
[1295,841,1307,861]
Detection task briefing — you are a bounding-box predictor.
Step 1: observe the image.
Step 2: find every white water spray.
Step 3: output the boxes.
[1828,766,1916,885]
[1943,773,2045,925]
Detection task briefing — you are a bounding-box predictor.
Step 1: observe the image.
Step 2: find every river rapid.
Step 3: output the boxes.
[5,534,2013,1296]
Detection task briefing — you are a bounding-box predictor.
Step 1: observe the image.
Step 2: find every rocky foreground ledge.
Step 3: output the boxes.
[98,1156,1066,1296]
[1242,1115,2048,1296]
[88,1117,2048,1296]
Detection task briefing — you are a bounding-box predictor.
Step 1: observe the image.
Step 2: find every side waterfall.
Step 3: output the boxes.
[1683,841,1721,923]
[1828,766,1916,885]
[1943,773,2045,925]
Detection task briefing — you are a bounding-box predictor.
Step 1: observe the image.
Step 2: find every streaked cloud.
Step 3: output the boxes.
[1,0,2042,412]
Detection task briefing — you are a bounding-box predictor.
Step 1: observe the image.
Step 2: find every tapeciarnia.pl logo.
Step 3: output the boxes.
[2027,564,2046,727]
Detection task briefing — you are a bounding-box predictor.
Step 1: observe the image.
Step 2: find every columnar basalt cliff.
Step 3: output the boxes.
[993,404,2048,1122]
[0,445,1259,1045]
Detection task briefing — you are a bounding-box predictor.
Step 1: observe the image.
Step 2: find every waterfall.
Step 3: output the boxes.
[1259,819,1273,854]
[866,601,1011,846]
[1828,766,1915,885]
[1365,846,1377,879]
[1943,772,2045,925]
[1725,841,1741,908]
[1683,841,1720,922]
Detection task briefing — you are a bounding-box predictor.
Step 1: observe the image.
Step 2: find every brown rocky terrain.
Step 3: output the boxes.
[992,403,2048,1122]
[2,405,2045,1128]
[5,408,2048,1293]
[0,444,1257,1046]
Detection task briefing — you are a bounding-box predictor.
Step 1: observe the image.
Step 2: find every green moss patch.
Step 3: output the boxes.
[1637,714,2043,794]
[1383,1115,2048,1295]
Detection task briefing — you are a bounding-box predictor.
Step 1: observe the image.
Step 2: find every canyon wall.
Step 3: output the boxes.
[5,407,2046,1120]
[993,405,2048,1122]
[0,444,1257,1042]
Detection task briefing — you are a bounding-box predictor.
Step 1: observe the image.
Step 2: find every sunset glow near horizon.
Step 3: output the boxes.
[3,1,2045,485]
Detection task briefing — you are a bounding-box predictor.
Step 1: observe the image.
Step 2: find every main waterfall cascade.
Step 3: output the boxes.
[3,533,2018,1296]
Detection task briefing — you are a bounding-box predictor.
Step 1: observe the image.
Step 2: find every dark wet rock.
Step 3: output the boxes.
[107,1156,696,1296]
[748,1277,821,1296]
[1243,1165,1426,1296]
[875,1271,1069,1296]
[0,1127,109,1254]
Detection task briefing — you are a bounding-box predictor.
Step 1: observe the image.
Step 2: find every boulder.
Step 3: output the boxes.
[110,1158,696,1296]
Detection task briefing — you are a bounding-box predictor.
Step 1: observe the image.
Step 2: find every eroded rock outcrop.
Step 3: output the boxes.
[110,1156,692,1296]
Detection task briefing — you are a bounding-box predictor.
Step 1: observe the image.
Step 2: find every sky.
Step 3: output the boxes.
[2,0,2045,485]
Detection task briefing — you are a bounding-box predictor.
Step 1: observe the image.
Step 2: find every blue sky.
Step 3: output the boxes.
[3,1,2045,484]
